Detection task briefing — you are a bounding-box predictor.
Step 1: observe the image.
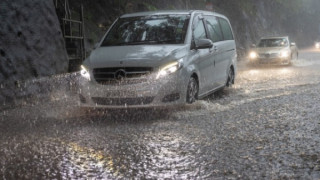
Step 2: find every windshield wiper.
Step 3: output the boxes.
[112,40,177,46]
[126,41,159,45]
[110,41,158,46]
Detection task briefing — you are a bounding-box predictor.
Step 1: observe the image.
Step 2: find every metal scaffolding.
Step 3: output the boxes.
[54,0,86,72]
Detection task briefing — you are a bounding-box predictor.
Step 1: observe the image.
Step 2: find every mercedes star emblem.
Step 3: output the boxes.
[115,69,126,80]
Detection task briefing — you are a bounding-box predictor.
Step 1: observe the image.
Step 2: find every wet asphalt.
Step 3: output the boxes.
[1,49,320,179]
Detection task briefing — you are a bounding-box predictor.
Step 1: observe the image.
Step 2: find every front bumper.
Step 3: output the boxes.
[78,73,186,108]
[250,57,290,65]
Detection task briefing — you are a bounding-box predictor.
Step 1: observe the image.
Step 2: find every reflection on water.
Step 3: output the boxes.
[54,129,199,179]
[60,141,120,179]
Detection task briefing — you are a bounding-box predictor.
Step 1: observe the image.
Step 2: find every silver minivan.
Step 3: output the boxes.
[79,10,237,108]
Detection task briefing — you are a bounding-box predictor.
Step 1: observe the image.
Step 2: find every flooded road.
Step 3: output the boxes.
[1,49,320,179]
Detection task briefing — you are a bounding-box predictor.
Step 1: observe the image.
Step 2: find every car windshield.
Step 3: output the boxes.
[101,15,190,46]
[258,38,288,47]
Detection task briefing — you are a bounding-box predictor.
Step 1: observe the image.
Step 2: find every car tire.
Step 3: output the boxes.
[186,77,198,104]
[226,67,235,87]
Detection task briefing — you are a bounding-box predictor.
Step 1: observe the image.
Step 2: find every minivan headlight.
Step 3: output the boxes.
[156,60,183,79]
[249,51,258,59]
[80,65,91,81]
[280,50,289,58]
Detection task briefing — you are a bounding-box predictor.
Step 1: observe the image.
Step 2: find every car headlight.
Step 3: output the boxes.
[315,43,320,49]
[156,59,183,79]
[280,50,289,58]
[249,51,258,59]
[80,65,91,81]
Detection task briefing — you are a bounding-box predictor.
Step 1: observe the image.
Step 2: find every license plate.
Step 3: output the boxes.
[106,90,137,97]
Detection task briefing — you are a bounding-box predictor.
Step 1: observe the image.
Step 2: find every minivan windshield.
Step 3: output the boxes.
[258,38,288,47]
[101,15,190,46]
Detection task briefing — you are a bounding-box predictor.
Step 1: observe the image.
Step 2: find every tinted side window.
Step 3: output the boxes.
[205,16,223,42]
[193,19,207,40]
[219,18,234,40]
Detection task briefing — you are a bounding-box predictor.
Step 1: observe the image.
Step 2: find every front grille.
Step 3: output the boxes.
[258,53,279,59]
[92,97,154,106]
[93,67,153,85]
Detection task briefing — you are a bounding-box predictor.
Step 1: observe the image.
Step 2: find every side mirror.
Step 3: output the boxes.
[290,42,296,47]
[195,39,213,49]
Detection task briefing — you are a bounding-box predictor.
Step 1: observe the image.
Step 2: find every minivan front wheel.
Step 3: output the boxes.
[226,67,235,87]
[186,77,198,104]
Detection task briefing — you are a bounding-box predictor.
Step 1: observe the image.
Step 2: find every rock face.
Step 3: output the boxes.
[0,0,68,104]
